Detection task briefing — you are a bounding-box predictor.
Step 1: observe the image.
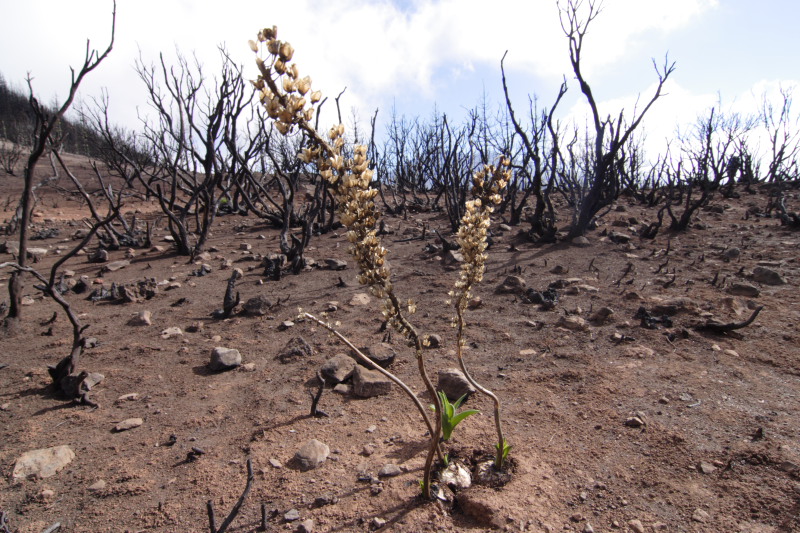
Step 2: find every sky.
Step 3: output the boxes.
[1,0,798,158]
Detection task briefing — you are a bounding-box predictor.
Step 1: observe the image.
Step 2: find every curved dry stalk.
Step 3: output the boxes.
[303,312,443,463]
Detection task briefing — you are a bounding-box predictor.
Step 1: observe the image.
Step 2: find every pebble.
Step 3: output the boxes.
[88,479,106,491]
[269,458,283,469]
[692,508,710,523]
[297,519,315,533]
[628,519,645,533]
[370,517,387,529]
[378,464,403,477]
[114,418,143,432]
[284,509,300,522]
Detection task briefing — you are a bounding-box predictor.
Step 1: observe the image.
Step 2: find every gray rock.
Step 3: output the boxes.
[278,337,314,363]
[243,295,273,316]
[284,509,301,522]
[114,418,143,432]
[442,250,464,269]
[297,519,315,533]
[352,366,392,398]
[209,347,242,371]
[294,439,329,471]
[13,445,75,480]
[90,249,109,263]
[378,464,403,477]
[496,275,526,294]
[589,306,614,324]
[425,334,443,349]
[556,315,588,331]
[128,310,152,326]
[571,236,591,247]
[101,260,130,273]
[358,343,396,368]
[752,266,787,286]
[437,367,475,402]
[608,231,631,244]
[324,258,347,271]
[160,326,183,339]
[728,283,761,298]
[722,247,741,261]
[320,355,356,384]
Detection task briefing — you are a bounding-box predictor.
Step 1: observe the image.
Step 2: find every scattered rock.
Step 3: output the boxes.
[284,509,301,522]
[496,275,526,294]
[21,296,35,306]
[378,464,403,477]
[751,266,787,286]
[692,508,710,523]
[160,326,183,339]
[624,345,655,359]
[277,337,314,363]
[90,249,109,263]
[324,258,347,271]
[294,439,329,471]
[437,367,476,401]
[269,458,283,469]
[239,242,252,251]
[556,315,588,331]
[243,295,273,316]
[425,334,443,349]
[352,366,392,398]
[116,393,139,402]
[358,343,396,368]
[279,320,295,330]
[297,519,315,533]
[320,355,356,384]
[628,519,645,533]
[88,479,107,492]
[13,446,76,480]
[571,236,591,247]
[698,461,717,474]
[209,347,242,371]
[101,260,130,273]
[114,418,143,432]
[370,517,387,530]
[722,247,741,261]
[608,231,631,244]
[348,293,371,306]
[333,383,351,394]
[624,416,645,428]
[589,306,614,324]
[127,310,152,326]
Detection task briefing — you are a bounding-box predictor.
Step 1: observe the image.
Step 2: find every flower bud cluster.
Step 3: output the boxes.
[250,26,322,135]
[451,158,511,330]
[253,25,419,347]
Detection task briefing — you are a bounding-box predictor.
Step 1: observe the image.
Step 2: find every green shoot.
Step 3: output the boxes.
[434,391,480,441]
[495,438,511,470]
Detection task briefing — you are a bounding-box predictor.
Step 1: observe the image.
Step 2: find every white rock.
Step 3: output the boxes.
[13,446,75,480]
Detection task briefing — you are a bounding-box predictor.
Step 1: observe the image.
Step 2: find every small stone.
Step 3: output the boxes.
[572,236,591,247]
[128,310,152,326]
[209,347,242,371]
[13,446,75,480]
[425,334,443,349]
[279,320,295,330]
[624,416,645,428]
[90,249,109,263]
[239,243,252,251]
[624,345,655,359]
[728,282,760,297]
[628,519,645,533]
[556,315,588,331]
[21,296,35,306]
[437,368,476,401]
[608,231,631,244]
[589,306,614,324]
[352,366,392,398]
[362,444,376,456]
[583,524,595,533]
[101,260,130,273]
[160,326,183,339]
[496,275,526,294]
[88,479,106,492]
[116,393,139,402]
[692,508,710,523]
[284,509,301,522]
[324,258,347,271]
[722,247,740,261]
[378,464,403,477]
[366,424,377,433]
[320,355,356,384]
[698,461,717,474]
[243,295,273,316]
[240,363,256,372]
[348,293,371,306]
[114,418,143,432]
[333,383,351,394]
[359,343,396,368]
[370,517,386,530]
[297,519,315,533]
[294,439,329,471]
[752,266,786,286]
[277,337,314,363]
[269,458,283,469]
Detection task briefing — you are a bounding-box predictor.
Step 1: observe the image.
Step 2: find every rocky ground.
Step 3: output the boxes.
[0,167,799,533]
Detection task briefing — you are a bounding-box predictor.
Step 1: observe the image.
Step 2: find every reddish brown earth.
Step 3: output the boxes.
[0,164,799,533]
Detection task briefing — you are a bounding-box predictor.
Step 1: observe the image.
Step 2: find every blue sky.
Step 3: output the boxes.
[1,0,797,156]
